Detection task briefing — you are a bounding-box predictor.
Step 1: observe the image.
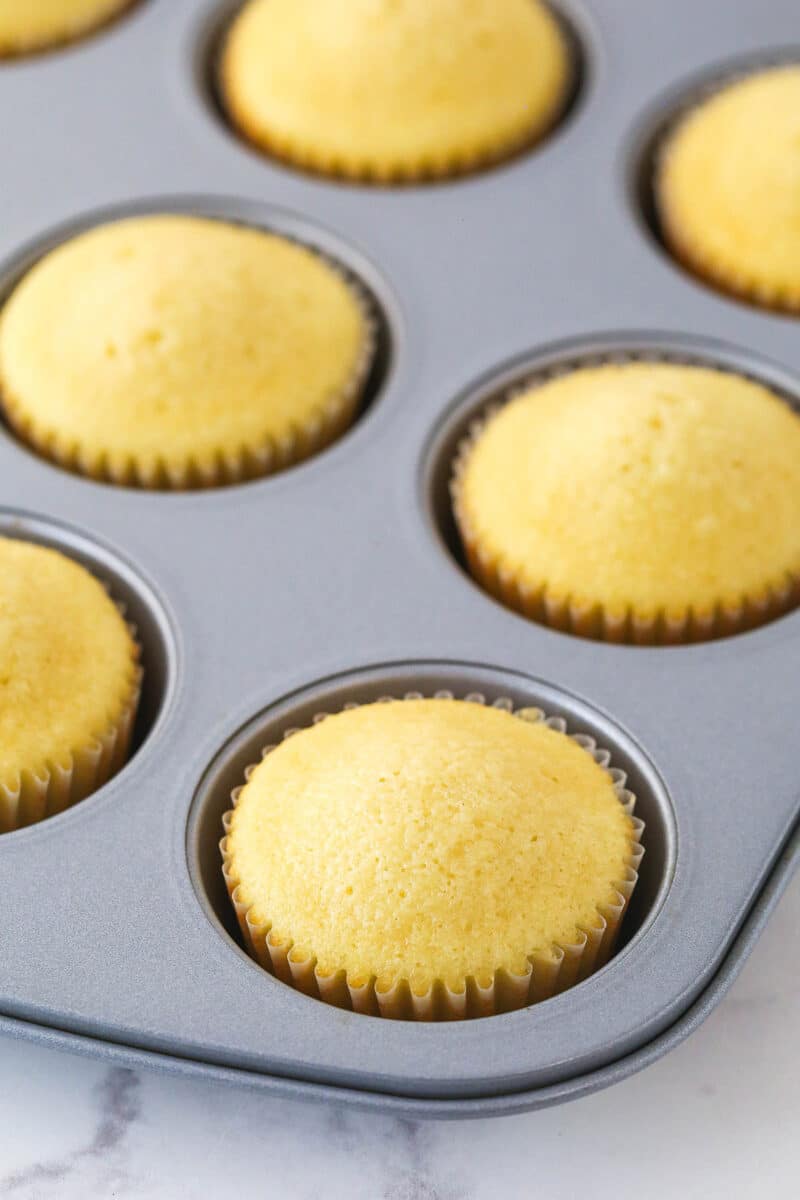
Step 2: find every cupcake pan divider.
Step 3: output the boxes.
[0,0,798,1116]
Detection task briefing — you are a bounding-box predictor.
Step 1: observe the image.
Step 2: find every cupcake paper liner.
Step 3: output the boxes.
[451,352,800,644]
[218,97,572,186]
[656,194,800,316]
[0,609,142,834]
[652,58,800,314]
[0,243,377,490]
[220,690,644,1021]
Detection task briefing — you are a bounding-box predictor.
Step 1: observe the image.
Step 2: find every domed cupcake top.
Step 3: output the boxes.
[454,362,800,632]
[0,536,140,825]
[657,65,800,311]
[0,215,372,487]
[221,0,571,180]
[0,0,133,56]
[225,698,635,997]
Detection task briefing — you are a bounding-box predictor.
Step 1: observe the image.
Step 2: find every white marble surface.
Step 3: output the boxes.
[1,874,797,1200]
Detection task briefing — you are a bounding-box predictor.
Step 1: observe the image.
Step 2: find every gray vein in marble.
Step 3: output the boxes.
[382,1120,467,1200]
[1,1066,141,1198]
[251,1091,471,1200]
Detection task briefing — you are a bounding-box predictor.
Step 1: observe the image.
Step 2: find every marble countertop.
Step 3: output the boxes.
[1,873,797,1200]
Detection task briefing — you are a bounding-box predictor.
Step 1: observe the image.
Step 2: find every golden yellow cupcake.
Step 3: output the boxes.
[453,362,800,643]
[0,537,141,833]
[657,65,800,311]
[222,698,641,1020]
[0,215,373,488]
[0,0,133,56]
[220,0,571,181]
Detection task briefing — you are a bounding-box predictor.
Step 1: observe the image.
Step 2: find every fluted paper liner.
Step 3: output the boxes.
[0,245,377,490]
[653,59,800,314]
[451,352,800,644]
[220,93,572,187]
[0,606,142,834]
[221,691,644,1021]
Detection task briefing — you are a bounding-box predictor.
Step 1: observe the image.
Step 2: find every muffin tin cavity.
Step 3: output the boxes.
[188,662,675,997]
[424,334,800,644]
[0,509,174,819]
[0,197,394,489]
[197,0,587,184]
[630,52,800,312]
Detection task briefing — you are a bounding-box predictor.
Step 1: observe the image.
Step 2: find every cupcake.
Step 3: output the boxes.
[656,65,800,312]
[0,214,374,488]
[0,536,141,833]
[221,696,642,1019]
[452,361,800,643]
[0,0,134,57]
[220,0,572,182]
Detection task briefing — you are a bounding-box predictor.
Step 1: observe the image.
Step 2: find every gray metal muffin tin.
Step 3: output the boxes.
[0,0,798,1119]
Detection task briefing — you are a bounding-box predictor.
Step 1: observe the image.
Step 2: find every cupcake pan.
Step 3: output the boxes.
[0,0,798,1117]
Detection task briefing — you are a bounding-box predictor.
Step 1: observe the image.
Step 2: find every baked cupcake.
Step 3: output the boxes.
[222,697,642,1019]
[0,0,133,57]
[0,215,373,488]
[452,361,800,643]
[220,0,571,182]
[656,65,800,312]
[0,536,141,833]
